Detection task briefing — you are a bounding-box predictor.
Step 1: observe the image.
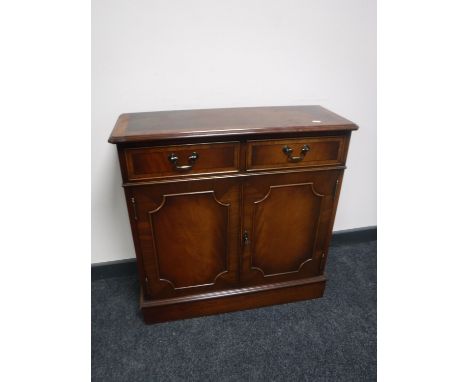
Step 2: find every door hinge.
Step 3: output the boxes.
[131,197,138,220]
[144,276,149,295]
[320,252,326,272]
[333,179,340,198]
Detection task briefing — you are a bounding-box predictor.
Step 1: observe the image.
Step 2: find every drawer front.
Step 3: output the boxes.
[125,142,240,180]
[246,136,346,171]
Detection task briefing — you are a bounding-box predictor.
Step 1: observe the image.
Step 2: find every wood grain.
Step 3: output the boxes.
[140,276,327,324]
[125,142,240,181]
[246,136,346,171]
[130,179,240,300]
[251,183,323,276]
[109,105,357,323]
[150,191,229,290]
[241,170,340,286]
[109,105,358,143]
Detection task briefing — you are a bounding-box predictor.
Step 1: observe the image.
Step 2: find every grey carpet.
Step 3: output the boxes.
[92,240,376,382]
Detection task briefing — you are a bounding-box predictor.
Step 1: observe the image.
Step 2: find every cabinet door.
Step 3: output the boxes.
[129,179,240,299]
[241,170,342,286]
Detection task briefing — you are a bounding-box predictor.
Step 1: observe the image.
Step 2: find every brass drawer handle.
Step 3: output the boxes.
[168,152,199,171]
[282,144,310,162]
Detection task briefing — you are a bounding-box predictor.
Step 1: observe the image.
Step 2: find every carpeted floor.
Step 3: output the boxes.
[92,240,376,381]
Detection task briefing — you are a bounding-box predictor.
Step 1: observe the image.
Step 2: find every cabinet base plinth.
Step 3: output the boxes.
[140,276,327,324]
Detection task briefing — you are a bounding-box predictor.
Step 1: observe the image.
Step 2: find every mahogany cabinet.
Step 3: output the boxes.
[109,105,358,324]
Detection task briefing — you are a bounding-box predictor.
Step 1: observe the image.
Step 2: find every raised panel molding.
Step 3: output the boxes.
[149,191,230,290]
[251,182,324,277]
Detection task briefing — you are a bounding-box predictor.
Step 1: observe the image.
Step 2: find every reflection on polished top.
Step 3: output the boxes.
[108,105,358,143]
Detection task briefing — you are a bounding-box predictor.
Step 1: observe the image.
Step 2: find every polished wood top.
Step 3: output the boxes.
[108,105,358,144]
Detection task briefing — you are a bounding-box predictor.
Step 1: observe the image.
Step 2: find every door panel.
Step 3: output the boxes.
[251,183,323,276]
[150,191,229,289]
[130,179,240,299]
[242,170,342,286]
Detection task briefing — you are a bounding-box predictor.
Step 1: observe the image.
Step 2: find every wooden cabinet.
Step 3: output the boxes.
[109,105,358,324]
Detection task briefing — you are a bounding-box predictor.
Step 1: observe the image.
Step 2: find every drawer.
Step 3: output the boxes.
[246,136,346,171]
[125,142,240,180]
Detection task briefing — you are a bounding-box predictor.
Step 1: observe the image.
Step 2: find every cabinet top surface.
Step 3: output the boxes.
[108,105,358,144]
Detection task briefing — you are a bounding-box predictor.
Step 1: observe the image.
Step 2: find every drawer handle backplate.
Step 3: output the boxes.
[282,144,310,162]
[168,152,199,171]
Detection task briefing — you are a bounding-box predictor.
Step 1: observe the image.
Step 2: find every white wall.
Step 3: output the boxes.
[92,0,376,264]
